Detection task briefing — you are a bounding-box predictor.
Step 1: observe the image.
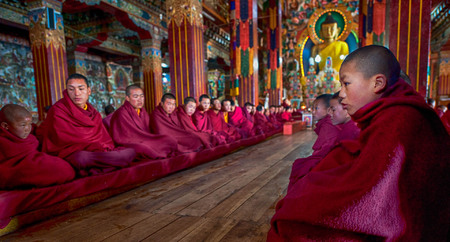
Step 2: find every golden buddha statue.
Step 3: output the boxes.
[311,13,349,72]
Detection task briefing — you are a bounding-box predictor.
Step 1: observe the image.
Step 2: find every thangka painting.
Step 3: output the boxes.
[106,62,133,109]
[0,34,37,119]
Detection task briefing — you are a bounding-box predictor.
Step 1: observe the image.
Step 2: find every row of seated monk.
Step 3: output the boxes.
[0,74,290,190]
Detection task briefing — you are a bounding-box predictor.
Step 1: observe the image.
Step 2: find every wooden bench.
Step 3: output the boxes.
[283,121,305,135]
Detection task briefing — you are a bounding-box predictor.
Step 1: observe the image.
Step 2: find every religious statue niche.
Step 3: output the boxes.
[106,62,133,111]
[0,34,37,119]
[295,4,358,109]
[207,69,222,99]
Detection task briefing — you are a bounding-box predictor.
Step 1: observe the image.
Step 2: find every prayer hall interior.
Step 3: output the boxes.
[0,0,449,240]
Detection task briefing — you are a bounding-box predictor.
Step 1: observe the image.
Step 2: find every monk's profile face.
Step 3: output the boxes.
[264,109,270,116]
[269,107,275,114]
[1,115,32,139]
[339,62,380,115]
[212,100,221,111]
[312,100,328,121]
[252,106,256,114]
[126,88,144,110]
[184,101,197,116]
[246,105,252,114]
[162,98,176,114]
[200,98,210,111]
[67,78,91,109]
[223,101,231,112]
[329,98,350,125]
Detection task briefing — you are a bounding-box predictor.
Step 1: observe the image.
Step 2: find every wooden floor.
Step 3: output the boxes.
[3,131,316,242]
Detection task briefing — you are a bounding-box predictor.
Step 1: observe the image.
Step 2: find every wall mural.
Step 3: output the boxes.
[0,34,37,120]
[84,54,133,116]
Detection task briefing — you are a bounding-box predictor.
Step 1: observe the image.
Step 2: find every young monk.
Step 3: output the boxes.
[192,94,227,144]
[207,98,241,142]
[176,96,218,148]
[228,100,254,138]
[269,45,450,241]
[288,94,340,190]
[221,99,232,123]
[268,105,282,129]
[109,85,178,159]
[254,105,274,132]
[150,93,204,153]
[38,74,136,176]
[329,91,360,143]
[281,106,294,122]
[0,104,75,189]
[102,104,115,131]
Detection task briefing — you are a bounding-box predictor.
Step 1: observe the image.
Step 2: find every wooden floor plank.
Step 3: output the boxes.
[2,131,317,241]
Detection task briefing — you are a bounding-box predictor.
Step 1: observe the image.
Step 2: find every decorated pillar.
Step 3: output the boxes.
[166,0,206,105]
[387,0,431,96]
[230,0,259,105]
[27,0,68,120]
[66,45,88,76]
[265,0,282,105]
[141,39,163,112]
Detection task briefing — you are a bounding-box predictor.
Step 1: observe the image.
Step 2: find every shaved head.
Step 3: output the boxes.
[126,84,143,96]
[0,104,31,123]
[342,45,401,87]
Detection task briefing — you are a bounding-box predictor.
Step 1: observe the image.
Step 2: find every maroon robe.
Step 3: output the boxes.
[228,106,254,138]
[335,119,360,144]
[0,127,75,189]
[150,104,204,153]
[441,110,450,135]
[288,115,339,189]
[254,112,274,133]
[281,112,293,122]
[269,79,450,241]
[38,90,136,176]
[206,109,241,142]
[110,101,178,159]
[269,113,282,129]
[176,106,216,149]
[192,108,227,145]
[102,113,113,131]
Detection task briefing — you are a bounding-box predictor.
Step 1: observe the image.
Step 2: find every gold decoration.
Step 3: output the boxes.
[166,0,203,27]
[29,9,66,50]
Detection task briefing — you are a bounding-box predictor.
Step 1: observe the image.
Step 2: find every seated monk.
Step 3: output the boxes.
[288,94,339,190]
[102,104,115,131]
[176,97,217,148]
[254,105,274,132]
[281,106,294,122]
[207,98,241,142]
[228,100,254,138]
[150,93,204,153]
[441,103,450,135]
[110,85,178,159]
[268,45,450,241]
[329,91,360,143]
[268,105,282,129]
[276,106,284,123]
[38,74,136,176]
[243,102,265,135]
[192,95,227,144]
[221,99,232,123]
[0,104,75,189]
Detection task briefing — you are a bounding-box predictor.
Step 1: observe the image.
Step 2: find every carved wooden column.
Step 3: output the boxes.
[167,0,206,105]
[266,0,282,105]
[141,39,163,112]
[27,0,68,119]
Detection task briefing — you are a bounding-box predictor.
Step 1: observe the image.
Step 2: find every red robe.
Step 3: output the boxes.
[281,112,293,122]
[269,113,282,129]
[288,115,339,189]
[441,110,450,135]
[38,90,136,176]
[102,113,113,131]
[206,109,241,142]
[150,104,204,153]
[228,106,254,138]
[110,101,178,159]
[0,127,75,189]
[254,112,274,133]
[269,79,450,241]
[176,106,216,149]
[192,108,227,145]
[335,119,360,144]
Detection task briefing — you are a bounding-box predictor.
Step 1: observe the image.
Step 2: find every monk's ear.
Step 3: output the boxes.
[1,121,8,129]
[125,95,130,102]
[87,87,92,96]
[373,74,387,94]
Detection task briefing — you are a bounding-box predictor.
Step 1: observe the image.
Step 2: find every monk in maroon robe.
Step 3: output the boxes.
[269,45,450,241]
[228,101,254,138]
[288,94,339,189]
[268,105,282,129]
[207,99,241,142]
[329,91,360,143]
[281,106,294,122]
[102,104,115,131]
[38,74,136,176]
[110,85,178,159]
[0,104,75,189]
[176,97,217,148]
[254,105,274,132]
[150,93,204,153]
[192,95,227,144]
[441,104,450,135]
